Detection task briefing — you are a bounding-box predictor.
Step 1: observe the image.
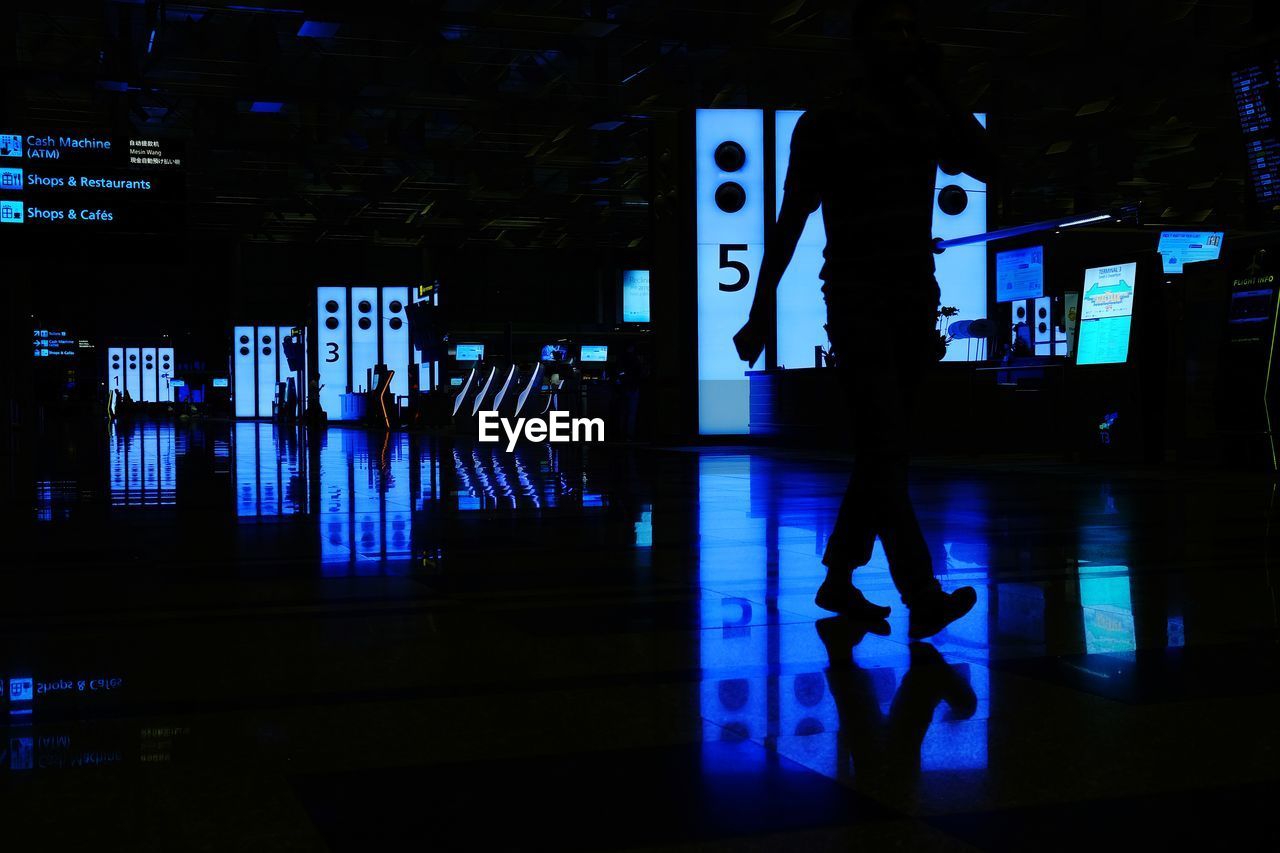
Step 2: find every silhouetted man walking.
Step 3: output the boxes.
[734,0,992,639]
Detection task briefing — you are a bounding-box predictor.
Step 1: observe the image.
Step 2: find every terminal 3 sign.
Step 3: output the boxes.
[0,131,183,228]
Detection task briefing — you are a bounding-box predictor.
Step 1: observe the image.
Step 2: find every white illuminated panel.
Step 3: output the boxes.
[350,287,379,393]
[124,347,141,400]
[381,286,410,402]
[774,110,829,372]
[256,327,279,417]
[140,348,158,403]
[157,347,175,402]
[317,286,348,418]
[107,347,124,395]
[233,326,256,417]
[934,114,988,363]
[696,109,766,435]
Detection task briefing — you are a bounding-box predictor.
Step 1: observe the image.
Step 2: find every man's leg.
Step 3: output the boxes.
[817,313,891,619]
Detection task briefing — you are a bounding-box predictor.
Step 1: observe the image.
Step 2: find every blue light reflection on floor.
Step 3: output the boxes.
[697,454,990,784]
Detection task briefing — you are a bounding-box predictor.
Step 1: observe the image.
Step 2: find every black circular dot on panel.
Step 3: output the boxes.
[325,317,339,330]
[262,347,272,356]
[262,335,272,344]
[325,300,339,313]
[389,300,403,314]
[1038,322,1048,334]
[714,181,746,214]
[940,163,962,177]
[1016,307,1026,319]
[1038,307,1047,319]
[938,185,968,216]
[358,317,372,330]
[358,300,372,314]
[389,317,403,330]
[239,335,250,344]
[714,141,746,172]
[240,346,250,356]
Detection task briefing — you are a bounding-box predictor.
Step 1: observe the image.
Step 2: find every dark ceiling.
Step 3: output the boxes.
[3,0,1276,250]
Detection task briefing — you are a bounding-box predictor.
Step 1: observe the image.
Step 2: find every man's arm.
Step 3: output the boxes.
[750,189,817,317]
[733,188,817,365]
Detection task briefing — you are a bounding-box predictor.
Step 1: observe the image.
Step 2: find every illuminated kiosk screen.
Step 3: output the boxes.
[541,344,569,362]
[995,246,1045,302]
[580,345,608,362]
[454,344,484,362]
[1157,231,1224,274]
[1076,262,1138,366]
[622,270,651,323]
[212,377,229,388]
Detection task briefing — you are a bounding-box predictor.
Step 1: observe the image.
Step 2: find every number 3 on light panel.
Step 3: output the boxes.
[316,286,348,419]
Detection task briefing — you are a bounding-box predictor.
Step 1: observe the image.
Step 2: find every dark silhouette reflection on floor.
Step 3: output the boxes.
[817,616,976,794]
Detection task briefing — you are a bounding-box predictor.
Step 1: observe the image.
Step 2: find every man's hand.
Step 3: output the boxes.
[733,316,767,368]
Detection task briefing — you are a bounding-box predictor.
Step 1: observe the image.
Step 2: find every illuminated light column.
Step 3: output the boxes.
[381,286,410,402]
[316,286,348,419]
[696,109,766,435]
[140,348,159,403]
[933,114,988,363]
[107,347,124,395]
[349,287,379,394]
[255,327,279,417]
[158,347,175,402]
[233,327,256,417]
[124,347,141,400]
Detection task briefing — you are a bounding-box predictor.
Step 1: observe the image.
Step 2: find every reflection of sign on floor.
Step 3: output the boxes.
[0,134,21,158]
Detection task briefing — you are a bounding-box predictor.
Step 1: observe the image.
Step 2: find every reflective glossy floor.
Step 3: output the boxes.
[6,419,1280,850]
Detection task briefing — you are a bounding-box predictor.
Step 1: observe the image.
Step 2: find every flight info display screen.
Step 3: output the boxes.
[1157,231,1223,274]
[995,246,1044,302]
[1076,262,1138,365]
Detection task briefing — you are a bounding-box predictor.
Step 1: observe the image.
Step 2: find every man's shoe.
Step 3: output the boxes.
[815,582,892,620]
[907,586,977,640]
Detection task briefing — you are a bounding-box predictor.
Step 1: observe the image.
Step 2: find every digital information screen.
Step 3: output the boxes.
[995,246,1044,302]
[1232,61,1280,204]
[1157,231,1224,273]
[622,269,650,323]
[541,344,569,362]
[455,344,484,362]
[580,345,608,362]
[1076,262,1138,366]
[212,377,229,388]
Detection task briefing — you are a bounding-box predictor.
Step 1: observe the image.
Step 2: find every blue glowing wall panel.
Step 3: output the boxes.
[233,326,257,418]
[124,347,141,400]
[774,110,829,372]
[107,347,124,395]
[317,287,348,418]
[349,287,379,393]
[158,347,175,402]
[696,109,766,435]
[255,327,279,417]
[381,286,410,401]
